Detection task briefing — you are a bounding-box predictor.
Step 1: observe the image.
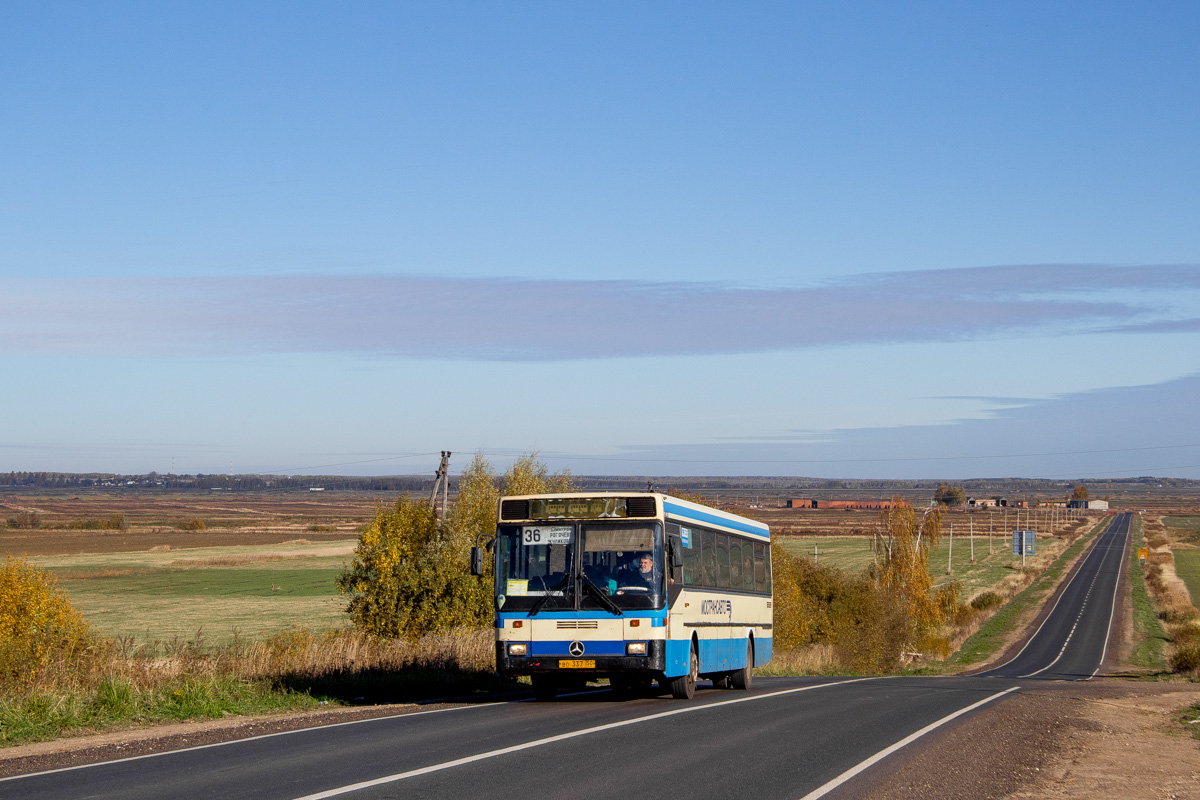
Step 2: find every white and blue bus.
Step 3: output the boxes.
[472,492,772,700]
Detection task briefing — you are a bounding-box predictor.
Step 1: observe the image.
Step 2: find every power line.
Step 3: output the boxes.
[262,452,441,474]
[498,442,1200,466]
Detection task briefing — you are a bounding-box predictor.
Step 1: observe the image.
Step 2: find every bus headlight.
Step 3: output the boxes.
[508,643,528,656]
[626,642,648,656]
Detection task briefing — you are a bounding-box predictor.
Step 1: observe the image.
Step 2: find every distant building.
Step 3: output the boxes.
[786,499,813,509]
[1067,499,1108,510]
[968,497,999,508]
[812,500,895,510]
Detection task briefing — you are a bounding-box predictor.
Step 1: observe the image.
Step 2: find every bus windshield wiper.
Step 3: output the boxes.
[580,573,623,616]
[527,572,572,617]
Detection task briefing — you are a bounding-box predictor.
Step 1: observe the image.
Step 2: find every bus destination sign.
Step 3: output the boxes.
[529,497,629,520]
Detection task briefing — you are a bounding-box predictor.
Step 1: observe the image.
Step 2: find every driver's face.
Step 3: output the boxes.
[639,555,653,573]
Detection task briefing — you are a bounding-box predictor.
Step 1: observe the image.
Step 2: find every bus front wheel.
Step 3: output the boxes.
[670,644,698,700]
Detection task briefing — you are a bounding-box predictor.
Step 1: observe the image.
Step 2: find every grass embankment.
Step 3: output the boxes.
[942,516,1110,670]
[0,627,510,747]
[1,553,514,748]
[1128,514,1170,669]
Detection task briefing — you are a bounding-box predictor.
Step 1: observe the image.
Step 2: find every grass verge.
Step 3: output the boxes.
[939,516,1111,670]
[0,627,516,748]
[1128,515,1170,669]
[0,676,320,746]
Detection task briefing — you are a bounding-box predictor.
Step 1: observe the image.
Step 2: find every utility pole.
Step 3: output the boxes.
[947,523,953,574]
[970,517,975,563]
[429,451,452,521]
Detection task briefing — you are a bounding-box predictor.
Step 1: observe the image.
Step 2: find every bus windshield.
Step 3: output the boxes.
[496,522,664,612]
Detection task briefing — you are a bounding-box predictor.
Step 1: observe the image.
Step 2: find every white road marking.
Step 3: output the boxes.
[1023,516,1127,678]
[1091,518,1131,679]
[982,517,1115,676]
[292,679,870,800]
[0,701,507,784]
[796,686,1021,800]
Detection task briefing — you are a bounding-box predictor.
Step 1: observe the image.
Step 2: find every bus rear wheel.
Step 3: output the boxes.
[670,644,698,700]
[731,642,753,690]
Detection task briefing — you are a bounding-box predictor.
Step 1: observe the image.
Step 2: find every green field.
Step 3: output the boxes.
[1165,516,1200,545]
[777,528,1065,600]
[1173,549,1200,610]
[32,540,357,643]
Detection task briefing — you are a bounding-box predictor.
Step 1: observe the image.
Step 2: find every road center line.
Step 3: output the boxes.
[796,686,1021,800]
[982,518,1115,676]
[293,679,870,800]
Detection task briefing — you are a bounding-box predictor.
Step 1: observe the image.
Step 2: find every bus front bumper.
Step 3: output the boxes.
[497,639,666,677]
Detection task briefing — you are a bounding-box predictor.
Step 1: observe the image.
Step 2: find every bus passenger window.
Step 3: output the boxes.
[753,542,766,593]
[728,539,741,589]
[715,534,729,589]
[743,545,755,591]
[682,528,700,585]
[764,546,772,593]
[700,531,717,588]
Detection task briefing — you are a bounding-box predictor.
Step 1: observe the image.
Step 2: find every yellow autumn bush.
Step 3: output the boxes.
[0,556,98,690]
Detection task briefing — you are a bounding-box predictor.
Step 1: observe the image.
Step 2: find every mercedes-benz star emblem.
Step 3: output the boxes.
[568,641,585,657]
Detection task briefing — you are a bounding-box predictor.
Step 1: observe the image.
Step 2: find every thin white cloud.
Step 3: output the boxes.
[1,264,1196,360]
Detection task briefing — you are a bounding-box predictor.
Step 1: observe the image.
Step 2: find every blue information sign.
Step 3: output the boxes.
[1011,530,1036,556]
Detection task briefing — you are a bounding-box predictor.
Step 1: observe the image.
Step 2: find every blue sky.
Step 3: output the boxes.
[2,2,1198,479]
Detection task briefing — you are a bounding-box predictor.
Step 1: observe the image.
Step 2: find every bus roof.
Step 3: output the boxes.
[498,492,769,540]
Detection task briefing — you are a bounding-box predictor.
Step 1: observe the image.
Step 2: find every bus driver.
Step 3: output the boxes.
[622,552,658,591]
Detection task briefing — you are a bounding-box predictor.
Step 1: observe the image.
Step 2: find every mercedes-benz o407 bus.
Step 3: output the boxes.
[471,493,772,700]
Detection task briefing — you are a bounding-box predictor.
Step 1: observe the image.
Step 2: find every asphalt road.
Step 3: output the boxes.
[981,511,1130,680]
[3,515,1129,800]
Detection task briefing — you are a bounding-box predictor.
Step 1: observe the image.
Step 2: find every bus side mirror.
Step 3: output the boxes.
[668,535,683,569]
[470,547,485,576]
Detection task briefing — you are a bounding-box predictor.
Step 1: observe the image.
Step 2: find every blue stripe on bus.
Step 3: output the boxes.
[663,501,769,539]
[496,608,668,622]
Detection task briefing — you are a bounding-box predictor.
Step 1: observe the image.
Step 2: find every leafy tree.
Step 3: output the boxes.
[872,498,958,659]
[501,452,573,496]
[336,497,462,639]
[338,451,573,640]
[933,482,967,506]
[1072,485,1089,500]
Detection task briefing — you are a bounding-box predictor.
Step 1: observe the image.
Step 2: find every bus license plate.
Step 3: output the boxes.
[559,659,594,669]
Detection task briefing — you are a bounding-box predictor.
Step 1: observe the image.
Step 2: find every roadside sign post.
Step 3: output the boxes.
[1012,530,1035,566]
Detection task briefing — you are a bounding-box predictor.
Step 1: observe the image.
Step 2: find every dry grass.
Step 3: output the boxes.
[90,627,497,690]
[756,645,837,675]
[1138,513,1200,674]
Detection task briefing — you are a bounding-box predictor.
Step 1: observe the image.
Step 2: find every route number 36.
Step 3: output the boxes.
[522,526,572,545]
